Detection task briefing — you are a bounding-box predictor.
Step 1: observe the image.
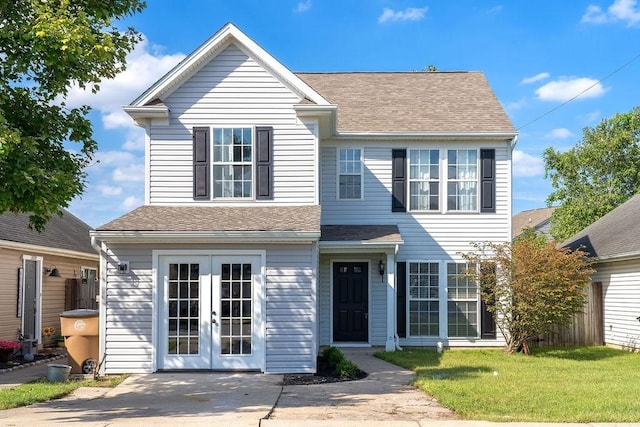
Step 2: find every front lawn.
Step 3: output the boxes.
[376,347,640,422]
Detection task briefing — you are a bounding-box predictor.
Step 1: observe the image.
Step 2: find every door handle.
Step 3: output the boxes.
[212,311,217,325]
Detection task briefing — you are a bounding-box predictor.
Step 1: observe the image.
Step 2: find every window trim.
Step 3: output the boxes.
[407,260,441,338]
[336,147,364,200]
[446,149,480,213]
[211,126,255,200]
[408,149,440,212]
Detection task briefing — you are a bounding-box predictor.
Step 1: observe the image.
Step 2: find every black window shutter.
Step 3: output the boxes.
[392,149,407,212]
[255,126,273,200]
[480,149,496,213]
[396,261,407,338]
[193,127,210,200]
[480,262,497,339]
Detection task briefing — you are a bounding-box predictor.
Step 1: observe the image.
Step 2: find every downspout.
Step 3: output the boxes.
[393,244,403,351]
[90,235,108,376]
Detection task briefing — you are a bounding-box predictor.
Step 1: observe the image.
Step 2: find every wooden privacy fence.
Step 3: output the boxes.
[534,281,604,347]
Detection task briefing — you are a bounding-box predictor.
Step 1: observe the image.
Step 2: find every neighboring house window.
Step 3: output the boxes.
[213,127,253,198]
[447,149,478,211]
[338,148,362,199]
[447,263,478,338]
[409,149,439,211]
[408,262,439,336]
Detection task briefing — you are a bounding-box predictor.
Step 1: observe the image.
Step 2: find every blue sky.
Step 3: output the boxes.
[65,0,640,227]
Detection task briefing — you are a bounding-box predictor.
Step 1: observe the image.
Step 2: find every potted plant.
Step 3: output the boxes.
[0,340,21,363]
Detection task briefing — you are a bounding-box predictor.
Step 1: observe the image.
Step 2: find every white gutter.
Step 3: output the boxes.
[592,250,640,263]
[330,131,518,141]
[90,230,320,244]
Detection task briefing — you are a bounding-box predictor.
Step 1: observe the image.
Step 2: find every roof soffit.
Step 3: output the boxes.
[127,23,329,111]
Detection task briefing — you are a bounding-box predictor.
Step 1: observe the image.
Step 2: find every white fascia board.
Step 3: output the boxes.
[90,230,320,245]
[122,105,169,122]
[0,239,99,261]
[127,23,329,109]
[333,131,518,141]
[319,240,404,252]
[593,251,640,263]
[293,105,338,116]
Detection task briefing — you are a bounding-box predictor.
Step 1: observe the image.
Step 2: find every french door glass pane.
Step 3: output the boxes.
[220,263,252,355]
[167,263,200,355]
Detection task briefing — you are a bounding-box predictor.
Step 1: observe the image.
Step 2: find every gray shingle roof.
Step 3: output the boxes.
[97,205,321,232]
[512,207,556,238]
[296,72,515,134]
[563,194,640,259]
[0,210,96,255]
[320,225,402,243]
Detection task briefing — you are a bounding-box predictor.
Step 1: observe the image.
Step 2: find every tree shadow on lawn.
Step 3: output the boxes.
[533,346,629,361]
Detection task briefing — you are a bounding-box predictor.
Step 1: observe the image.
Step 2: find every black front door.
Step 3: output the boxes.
[333,262,368,342]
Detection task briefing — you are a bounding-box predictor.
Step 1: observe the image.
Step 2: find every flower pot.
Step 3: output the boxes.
[47,364,72,383]
[0,349,13,363]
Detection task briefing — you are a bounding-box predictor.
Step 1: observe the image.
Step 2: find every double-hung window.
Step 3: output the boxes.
[213,127,253,198]
[447,149,478,211]
[338,148,362,199]
[409,149,439,211]
[447,262,479,338]
[408,262,439,336]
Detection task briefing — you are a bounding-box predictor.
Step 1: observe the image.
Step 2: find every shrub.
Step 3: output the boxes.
[322,346,344,369]
[336,359,359,379]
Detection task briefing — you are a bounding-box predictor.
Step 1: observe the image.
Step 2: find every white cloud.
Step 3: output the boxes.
[378,7,428,23]
[294,0,311,13]
[513,150,544,177]
[545,128,574,139]
[113,164,145,182]
[581,0,640,26]
[97,185,123,196]
[121,128,146,151]
[535,77,606,102]
[579,110,602,123]
[95,151,138,167]
[121,196,142,210]
[63,36,186,130]
[505,97,527,111]
[521,72,550,85]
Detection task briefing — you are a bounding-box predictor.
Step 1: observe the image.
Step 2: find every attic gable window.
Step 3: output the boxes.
[213,128,253,198]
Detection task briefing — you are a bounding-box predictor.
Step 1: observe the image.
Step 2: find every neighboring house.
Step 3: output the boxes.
[563,194,640,350]
[0,210,98,348]
[90,23,517,374]
[512,207,556,239]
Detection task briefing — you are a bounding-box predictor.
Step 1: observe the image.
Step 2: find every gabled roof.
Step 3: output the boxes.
[512,207,556,238]
[563,194,640,260]
[0,210,96,255]
[125,23,329,117]
[296,72,516,134]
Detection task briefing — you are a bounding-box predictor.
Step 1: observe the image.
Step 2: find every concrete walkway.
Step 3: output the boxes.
[0,349,639,427]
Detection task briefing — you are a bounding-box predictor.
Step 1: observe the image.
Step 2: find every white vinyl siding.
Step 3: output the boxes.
[146,44,316,205]
[101,243,316,374]
[591,259,640,349]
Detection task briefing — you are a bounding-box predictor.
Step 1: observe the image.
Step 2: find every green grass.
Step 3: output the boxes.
[0,375,127,410]
[376,346,640,422]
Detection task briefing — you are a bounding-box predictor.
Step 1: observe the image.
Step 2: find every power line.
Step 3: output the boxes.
[516,50,640,131]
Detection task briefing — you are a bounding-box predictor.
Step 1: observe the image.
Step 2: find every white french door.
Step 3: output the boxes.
[158,254,263,370]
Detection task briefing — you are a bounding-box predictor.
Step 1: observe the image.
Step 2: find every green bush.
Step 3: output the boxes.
[336,359,358,379]
[322,346,344,369]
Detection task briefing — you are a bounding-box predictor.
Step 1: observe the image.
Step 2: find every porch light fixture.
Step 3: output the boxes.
[378,260,385,282]
[44,266,61,278]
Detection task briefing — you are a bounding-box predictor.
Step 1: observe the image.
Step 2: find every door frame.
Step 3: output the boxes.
[152,250,266,372]
[329,259,371,346]
[21,255,43,342]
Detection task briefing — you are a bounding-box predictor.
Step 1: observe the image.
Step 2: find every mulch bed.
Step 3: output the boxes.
[0,352,64,373]
[282,355,368,385]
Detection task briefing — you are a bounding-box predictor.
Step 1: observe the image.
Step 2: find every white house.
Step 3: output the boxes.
[90,23,517,374]
[563,194,640,350]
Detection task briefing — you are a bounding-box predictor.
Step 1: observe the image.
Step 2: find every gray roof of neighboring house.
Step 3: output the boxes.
[296,72,516,134]
[563,194,640,259]
[0,210,96,255]
[97,205,321,232]
[512,207,556,238]
[320,225,402,243]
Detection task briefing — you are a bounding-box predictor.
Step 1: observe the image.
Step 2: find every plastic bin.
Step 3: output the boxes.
[60,309,99,374]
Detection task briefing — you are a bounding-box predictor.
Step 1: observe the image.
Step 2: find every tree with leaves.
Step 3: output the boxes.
[463,230,594,354]
[544,106,640,241]
[0,0,145,231]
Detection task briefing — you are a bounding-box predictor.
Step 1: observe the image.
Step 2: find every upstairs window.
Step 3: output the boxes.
[447,149,478,211]
[409,149,439,211]
[213,128,253,198]
[338,148,362,199]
